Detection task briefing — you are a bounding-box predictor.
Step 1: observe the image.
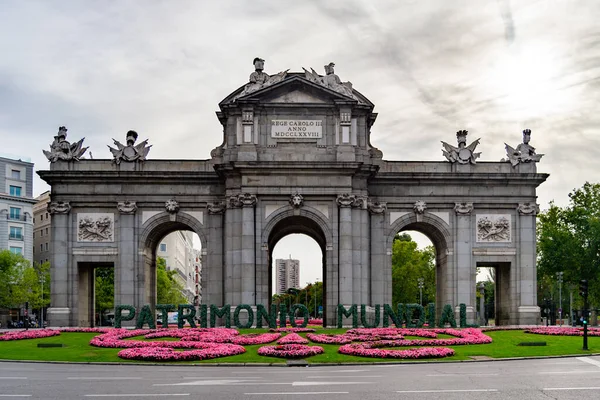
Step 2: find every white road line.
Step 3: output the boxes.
[0,396,32,398]
[426,374,498,377]
[68,377,144,380]
[85,395,190,398]
[0,377,27,380]
[182,376,263,380]
[543,387,600,391]
[397,389,498,393]
[538,370,600,375]
[305,375,382,379]
[577,357,600,368]
[245,392,349,396]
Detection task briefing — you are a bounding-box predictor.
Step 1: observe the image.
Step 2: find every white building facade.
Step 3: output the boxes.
[275,257,300,294]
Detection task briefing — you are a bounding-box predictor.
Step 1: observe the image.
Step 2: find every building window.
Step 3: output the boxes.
[11,170,21,180]
[9,247,22,255]
[9,227,23,240]
[45,243,49,251]
[159,243,167,252]
[45,227,48,235]
[45,212,49,219]
[40,214,43,221]
[9,207,21,220]
[40,230,43,237]
[9,185,22,197]
[40,244,43,252]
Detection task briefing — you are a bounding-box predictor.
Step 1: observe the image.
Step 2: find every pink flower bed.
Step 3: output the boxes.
[117,343,246,361]
[258,344,324,358]
[339,343,455,359]
[525,327,600,337]
[306,333,353,344]
[0,329,61,341]
[59,327,112,333]
[270,327,315,333]
[231,333,281,345]
[277,332,308,344]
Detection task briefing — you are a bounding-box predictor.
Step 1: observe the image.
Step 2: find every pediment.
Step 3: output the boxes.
[219,74,372,108]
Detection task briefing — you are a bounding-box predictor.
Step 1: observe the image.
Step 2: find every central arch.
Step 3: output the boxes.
[260,208,333,324]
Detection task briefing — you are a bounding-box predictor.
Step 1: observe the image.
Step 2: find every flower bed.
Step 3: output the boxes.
[306,333,353,344]
[277,332,308,344]
[258,344,324,358]
[231,333,281,345]
[270,327,315,333]
[525,327,600,337]
[117,343,246,361]
[0,329,61,341]
[339,342,455,359]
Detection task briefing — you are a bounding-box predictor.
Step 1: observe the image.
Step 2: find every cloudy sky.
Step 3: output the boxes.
[2,1,598,286]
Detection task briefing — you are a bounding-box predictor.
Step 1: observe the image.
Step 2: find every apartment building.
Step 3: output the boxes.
[33,191,51,265]
[275,256,300,295]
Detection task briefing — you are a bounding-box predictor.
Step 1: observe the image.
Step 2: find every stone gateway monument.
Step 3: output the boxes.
[39,59,548,327]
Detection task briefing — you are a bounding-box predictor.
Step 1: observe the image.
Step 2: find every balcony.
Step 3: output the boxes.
[7,215,27,221]
[9,235,23,241]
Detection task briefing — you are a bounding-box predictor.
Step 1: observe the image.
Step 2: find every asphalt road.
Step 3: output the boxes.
[1,356,600,399]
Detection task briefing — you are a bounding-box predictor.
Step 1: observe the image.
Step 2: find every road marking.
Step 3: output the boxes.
[396,389,498,393]
[0,377,27,380]
[155,381,368,387]
[543,387,600,391]
[538,370,600,375]
[305,375,382,379]
[85,395,190,397]
[68,377,144,380]
[577,357,600,368]
[292,381,368,386]
[426,374,498,377]
[245,392,349,396]
[0,396,32,398]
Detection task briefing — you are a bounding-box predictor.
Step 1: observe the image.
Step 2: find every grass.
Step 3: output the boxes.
[0,329,598,364]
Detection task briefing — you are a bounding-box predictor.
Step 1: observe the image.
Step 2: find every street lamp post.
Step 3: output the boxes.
[314,278,320,318]
[40,276,44,329]
[417,278,424,306]
[556,272,563,327]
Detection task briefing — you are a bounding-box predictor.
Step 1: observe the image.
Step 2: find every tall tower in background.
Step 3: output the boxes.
[275,256,300,294]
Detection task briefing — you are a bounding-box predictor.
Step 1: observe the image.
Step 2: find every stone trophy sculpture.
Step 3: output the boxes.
[504,129,544,167]
[441,130,481,164]
[237,57,288,98]
[43,126,88,162]
[303,62,356,99]
[108,130,152,164]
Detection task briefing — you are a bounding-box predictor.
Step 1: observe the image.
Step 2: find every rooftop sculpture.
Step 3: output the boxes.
[108,130,152,164]
[441,130,481,164]
[504,129,544,167]
[43,126,88,162]
[237,57,288,98]
[303,62,356,99]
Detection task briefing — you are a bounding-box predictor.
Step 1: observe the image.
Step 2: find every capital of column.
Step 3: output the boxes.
[47,201,71,215]
[117,201,137,215]
[229,193,257,208]
[336,193,356,208]
[207,201,226,214]
[517,202,539,215]
[367,200,387,214]
[454,202,473,215]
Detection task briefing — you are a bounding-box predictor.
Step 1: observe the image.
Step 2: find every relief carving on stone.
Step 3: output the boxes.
[117,201,137,215]
[454,202,474,215]
[476,214,511,242]
[352,196,367,209]
[336,193,356,208]
[207,202,226,214]
[413,200,427,214]
[289,192,304,208]
[108,130,152,164]
[517,202,539,215]
[229,193,257,208]
[165,199,179,214]
[77,213,114,242]
[47,201,71,215]
[43,126,88,162]
[441,130,481,164]
[367,200,387,215]
[504,129,544,167]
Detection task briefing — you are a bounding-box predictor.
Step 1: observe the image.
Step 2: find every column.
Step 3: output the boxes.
[46,201,71,327]
[337,194,354,306]
[368,201,387,305]
[206,201,225,306]
[517,202,540,324]
[116,201,137,308]
[454,202,474,321]
[240,193,257,305]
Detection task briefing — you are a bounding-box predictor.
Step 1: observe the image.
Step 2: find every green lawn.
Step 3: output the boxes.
[0,329,597,364]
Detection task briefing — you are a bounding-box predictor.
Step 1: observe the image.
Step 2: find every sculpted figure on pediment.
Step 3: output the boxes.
[505,129,544,167]
[441,130,481,164]
[303,62,356,99]
[237,57,289,98]
[108,130,151,164]
[43,126,88,162]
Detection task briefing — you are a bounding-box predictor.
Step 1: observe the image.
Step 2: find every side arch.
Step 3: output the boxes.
[140,211,208,251]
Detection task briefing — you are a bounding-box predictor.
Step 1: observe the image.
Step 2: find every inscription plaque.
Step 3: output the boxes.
[271,120,322,139]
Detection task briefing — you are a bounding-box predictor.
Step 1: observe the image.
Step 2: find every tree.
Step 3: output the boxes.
[0,251,50,313]
[391,233,435,306]
[156,257,187,304]
[537,182,600,307]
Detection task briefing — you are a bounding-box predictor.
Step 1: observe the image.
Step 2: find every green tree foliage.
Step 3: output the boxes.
[94,267,114,316]
[391,233,435,306]
[272,280,323,318]
[156,257,187,305]
[0,250,50,310]
[537,182,600,306]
